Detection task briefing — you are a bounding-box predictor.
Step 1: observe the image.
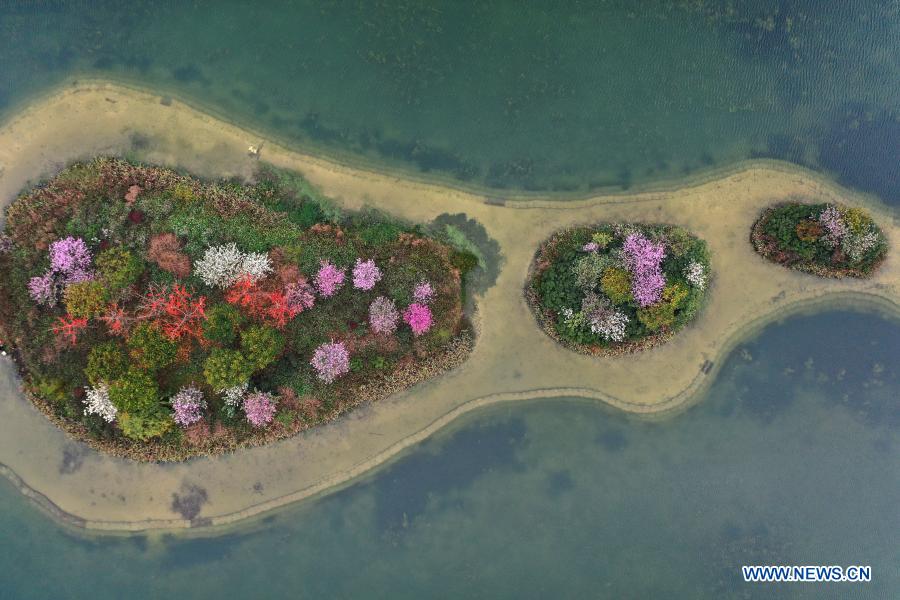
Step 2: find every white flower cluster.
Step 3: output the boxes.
[684,260,706,290]
[194,243,272,289]
[588,308,629,342]
[842,228,879,262]
[83,383,117,423]
[221,381,249,407]
[561,292,629,342]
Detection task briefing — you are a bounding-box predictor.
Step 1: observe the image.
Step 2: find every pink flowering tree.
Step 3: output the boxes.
[369,296,400,334]
[621,233,666,307]
[243,390,277,427]
[352,258,382,290]
[403,303,433,336]
[171,386,206,427]
[310,340,350,383]
[315,261,346,298]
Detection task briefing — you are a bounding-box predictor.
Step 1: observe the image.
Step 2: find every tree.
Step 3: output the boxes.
[108,368,160,414]
[202,303,245,346]
[204,348,254,391]
[96,247,143,293]
[64,280,109,319]
[241,325,284,370]
[85,341,129,385]
[147,233,191,278]
[127,322,177,371]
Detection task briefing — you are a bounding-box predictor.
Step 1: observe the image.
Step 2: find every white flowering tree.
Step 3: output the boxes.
[194,243,272,289]
[83,383,117,423]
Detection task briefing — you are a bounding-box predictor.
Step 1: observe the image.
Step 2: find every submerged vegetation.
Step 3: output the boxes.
[528,224,711,354]
[751,201,887,278]
[0,159,478,460]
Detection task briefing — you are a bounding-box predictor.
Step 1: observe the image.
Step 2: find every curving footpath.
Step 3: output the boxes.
[0,81,897,533]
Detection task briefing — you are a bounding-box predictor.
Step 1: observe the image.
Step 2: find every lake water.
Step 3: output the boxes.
[1,3,899,598]
[1,1,899,201]
[1,309,898,599]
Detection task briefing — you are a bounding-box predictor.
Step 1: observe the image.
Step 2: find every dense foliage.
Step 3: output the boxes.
[529,224,711,353]
[0,159,475,460]
[751,202,887,278]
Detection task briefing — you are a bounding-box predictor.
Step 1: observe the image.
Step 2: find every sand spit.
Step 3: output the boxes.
[0,81,897,532]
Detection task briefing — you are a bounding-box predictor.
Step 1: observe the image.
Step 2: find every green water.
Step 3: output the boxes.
[1,310,898,599]
[1,1,899,200]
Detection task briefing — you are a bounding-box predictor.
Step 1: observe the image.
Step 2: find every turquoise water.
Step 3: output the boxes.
[1,310,898,598]
[1,1,899,200]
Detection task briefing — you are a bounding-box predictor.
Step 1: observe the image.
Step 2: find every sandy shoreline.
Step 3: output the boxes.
[0,81,898,533]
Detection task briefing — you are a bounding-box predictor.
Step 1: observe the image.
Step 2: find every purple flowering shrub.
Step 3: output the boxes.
[533,223,710,351]
[369,296,400,334]
[310,341,350,383]
[28,236,95,305]
[315,261,346,297]
[243,391,277,427]
[171,386,206,427]
[352,259,382,290]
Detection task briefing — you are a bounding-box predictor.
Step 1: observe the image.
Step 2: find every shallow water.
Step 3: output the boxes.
[1,2,899,201]
[1,309,897,599]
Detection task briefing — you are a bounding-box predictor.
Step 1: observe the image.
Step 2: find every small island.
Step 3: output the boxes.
[527,224,711,354]
[0,158,476,461]
[751,201,887,278]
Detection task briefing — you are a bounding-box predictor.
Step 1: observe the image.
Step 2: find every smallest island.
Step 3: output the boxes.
[528,223,711,355]
[751,201,888,278]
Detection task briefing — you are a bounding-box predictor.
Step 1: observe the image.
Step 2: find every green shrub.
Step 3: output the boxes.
[86,341,129,385]
[240,325,285,371]
[127,323,178,371]
[118,410,172,441]
[204,348,254,391]
[96,247,143,293]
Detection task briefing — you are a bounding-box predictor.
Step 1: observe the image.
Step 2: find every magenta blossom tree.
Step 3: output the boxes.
[352,258,382,290]
[315,261,346,298]
[403,303,433,336]
[311,341,350,383]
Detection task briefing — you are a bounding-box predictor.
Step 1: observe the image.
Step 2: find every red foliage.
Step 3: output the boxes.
[99,303,130,336]
[52,315,88,345]
[225,277,300,329]
[137,284,207,341]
